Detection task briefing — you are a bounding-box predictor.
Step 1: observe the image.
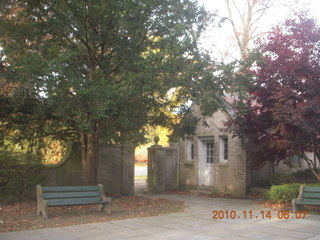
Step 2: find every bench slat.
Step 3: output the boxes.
[43,191,100,199]
[47,197,104,206]
[304,187,320,192]
[301,192,320,199]
[297,198,320,205]
[297,199,320,205]
[42,186,99,193]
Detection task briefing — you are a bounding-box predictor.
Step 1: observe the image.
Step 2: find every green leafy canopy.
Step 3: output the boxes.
[0,0,218,146]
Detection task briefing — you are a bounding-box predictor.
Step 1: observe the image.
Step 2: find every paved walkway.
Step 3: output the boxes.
[134,165,147,194]
[135,166,147,177]
[1,194,320,240]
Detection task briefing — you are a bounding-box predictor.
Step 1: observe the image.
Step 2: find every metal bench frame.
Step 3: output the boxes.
[36,184,111,218]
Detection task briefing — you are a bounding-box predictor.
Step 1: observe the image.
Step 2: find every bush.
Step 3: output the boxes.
[267,183,320,203]
[267,183,301,203]
[0,150,45,203]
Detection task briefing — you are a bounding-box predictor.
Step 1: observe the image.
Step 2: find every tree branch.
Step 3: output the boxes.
[302,152,320,181]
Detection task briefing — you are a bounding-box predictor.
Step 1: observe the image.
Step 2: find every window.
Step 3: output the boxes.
[220,136,228,162]
[186,139,194,162]
[191,143,194,160]
[206,142,214,163]
[290,154,301,167]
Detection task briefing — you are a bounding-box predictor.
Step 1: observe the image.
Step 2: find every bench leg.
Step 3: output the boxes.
[98,203,111,213]
[41,208,48,219]
[292,199,303,213]
[37,205,41,216]
[98,197,111,213]
[37,200,48,219]
[105,202,111,214]
[98,203,104,212]
[292,199,296,212]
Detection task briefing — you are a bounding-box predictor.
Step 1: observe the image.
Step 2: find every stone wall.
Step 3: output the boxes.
[250,152,319,186]
[43,143,83,186]
[43,143,134,195]
[274,152,319,173]
[97,144,134,195]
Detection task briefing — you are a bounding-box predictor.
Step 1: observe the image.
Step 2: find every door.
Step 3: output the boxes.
[199,139,215,187]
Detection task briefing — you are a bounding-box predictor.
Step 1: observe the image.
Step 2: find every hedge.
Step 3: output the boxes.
[267,183,320,203]
[0,150,45,203]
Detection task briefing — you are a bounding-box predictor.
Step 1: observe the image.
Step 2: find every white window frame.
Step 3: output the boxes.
[219,136,228,162]
[186,139,194,163]
[206,141,214,164]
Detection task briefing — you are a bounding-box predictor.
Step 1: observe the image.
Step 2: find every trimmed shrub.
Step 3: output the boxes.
[267,183,301,203]
[267,183,320,203]
[0,150,45,203]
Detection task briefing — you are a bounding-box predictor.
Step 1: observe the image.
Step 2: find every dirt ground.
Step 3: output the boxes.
[0,196,185,233]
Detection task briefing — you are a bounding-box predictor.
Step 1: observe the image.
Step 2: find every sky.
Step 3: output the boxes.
[196,0,320,61]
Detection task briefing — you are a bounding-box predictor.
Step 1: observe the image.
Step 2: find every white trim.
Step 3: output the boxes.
[198,136,214,187]
[219,136,228,163]
[185,138,194,163]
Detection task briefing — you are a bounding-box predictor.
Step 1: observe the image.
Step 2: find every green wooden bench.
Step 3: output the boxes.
[292,185,320,212]
[36,184,111,218]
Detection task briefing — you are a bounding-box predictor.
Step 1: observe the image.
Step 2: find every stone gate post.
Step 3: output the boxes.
[147,136,178,193]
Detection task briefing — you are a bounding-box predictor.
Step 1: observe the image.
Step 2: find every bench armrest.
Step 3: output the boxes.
[36,185,49,218]
[296,185,305,203]
[97,184,111,203]
[36,184,43,202]
[97,184,111,213]
[292,185,305,212]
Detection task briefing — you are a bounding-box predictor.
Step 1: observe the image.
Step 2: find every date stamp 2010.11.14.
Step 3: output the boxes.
[212,210,307,220]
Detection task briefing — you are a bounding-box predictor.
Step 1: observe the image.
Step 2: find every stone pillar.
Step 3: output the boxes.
[147,136,164,193]
[147,137,178,193]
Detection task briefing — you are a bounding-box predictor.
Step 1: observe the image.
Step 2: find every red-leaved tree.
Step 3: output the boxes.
[229,13,320,181]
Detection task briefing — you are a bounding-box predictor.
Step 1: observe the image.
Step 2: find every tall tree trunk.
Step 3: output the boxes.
[81,131,99,185]
[81,67,99,185]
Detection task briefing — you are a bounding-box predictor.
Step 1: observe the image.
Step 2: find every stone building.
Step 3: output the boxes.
[177,104,319,196]
[177,105,251,196]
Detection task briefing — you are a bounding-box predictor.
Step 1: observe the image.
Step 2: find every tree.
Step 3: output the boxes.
[224,0,274,60]
[228,14,320,181]
[0,0,215,184]
[194,0,276,117]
